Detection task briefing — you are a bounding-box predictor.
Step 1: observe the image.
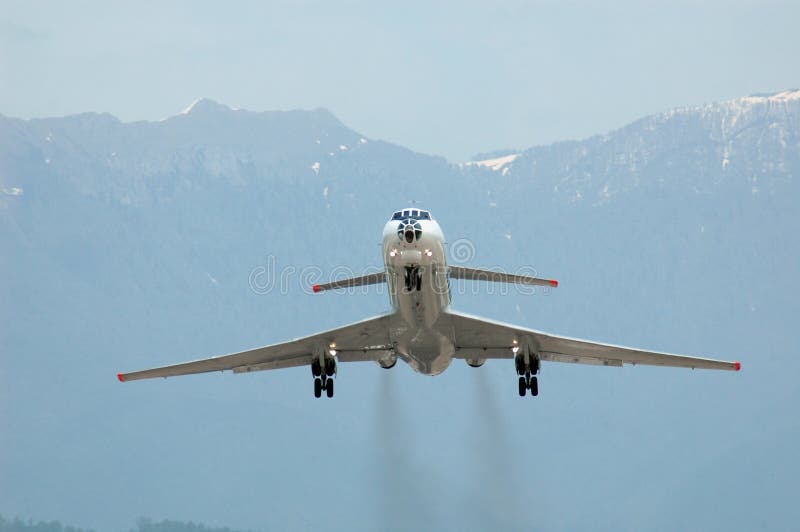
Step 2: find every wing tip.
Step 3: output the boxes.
[549,279,558,288]
[117,372,125,382]
[734,361,741,371]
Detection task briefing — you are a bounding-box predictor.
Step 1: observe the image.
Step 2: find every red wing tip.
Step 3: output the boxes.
[734,361,741,371]
[549,280,559,287]
[312,284,321,293]
[117,373,125,382]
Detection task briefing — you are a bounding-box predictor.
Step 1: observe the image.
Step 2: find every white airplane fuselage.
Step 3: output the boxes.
[382,216,454,375]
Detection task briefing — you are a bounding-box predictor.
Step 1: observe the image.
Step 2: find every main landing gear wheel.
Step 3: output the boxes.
[515,352,540,398]
[312,356,337,398]
[529,376,539,397]
[326,378,334,398]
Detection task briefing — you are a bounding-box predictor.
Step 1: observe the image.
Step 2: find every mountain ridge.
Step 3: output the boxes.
[2,89,798,210]
[4,88,798,163]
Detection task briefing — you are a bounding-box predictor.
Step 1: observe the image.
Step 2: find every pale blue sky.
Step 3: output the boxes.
[1,0,798,160]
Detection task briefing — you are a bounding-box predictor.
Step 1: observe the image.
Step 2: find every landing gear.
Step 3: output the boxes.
[529,376,538,396]
[312,354,336,398]
[313,374,335,398]
[515,350,540,397]
[404,266,422,292]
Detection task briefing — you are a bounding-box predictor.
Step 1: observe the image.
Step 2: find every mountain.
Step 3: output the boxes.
[1,92,798,531]
[467,89,800,201]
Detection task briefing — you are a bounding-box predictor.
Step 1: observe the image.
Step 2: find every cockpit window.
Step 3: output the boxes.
[391,209,432,221]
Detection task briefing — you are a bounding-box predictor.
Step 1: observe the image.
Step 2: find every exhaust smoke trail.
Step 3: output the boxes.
[469,368,529,530]
[372,370,439,530]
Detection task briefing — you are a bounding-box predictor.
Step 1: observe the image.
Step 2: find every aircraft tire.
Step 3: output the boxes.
[326,378,334,398]
[530,376,539,397]
[518,377,526,397]
[314,378,322,398]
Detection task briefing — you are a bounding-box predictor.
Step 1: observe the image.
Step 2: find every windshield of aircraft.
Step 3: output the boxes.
[391,209,431,221]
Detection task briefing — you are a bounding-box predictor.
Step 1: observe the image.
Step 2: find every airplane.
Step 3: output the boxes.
[118,207,741,397]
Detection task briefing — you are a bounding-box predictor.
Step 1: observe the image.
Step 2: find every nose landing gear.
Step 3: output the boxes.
[404,266,422,292]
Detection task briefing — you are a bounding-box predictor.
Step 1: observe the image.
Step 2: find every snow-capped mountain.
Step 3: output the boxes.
[3,90,797,213]
[465,89,799,203]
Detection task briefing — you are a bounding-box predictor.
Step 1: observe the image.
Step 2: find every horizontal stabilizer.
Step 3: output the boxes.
[313,272,386,293]
[448,266,558,287]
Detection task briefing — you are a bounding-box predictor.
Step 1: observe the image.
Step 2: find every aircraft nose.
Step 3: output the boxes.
[397,220,423,243]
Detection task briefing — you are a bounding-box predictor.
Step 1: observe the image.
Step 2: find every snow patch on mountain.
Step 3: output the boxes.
[740,89,800,105]
[465,153,519,171]
[181,98,206,115]
[179,98,233,116]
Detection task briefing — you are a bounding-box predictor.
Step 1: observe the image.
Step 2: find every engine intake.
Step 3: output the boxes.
[377,352,398,369]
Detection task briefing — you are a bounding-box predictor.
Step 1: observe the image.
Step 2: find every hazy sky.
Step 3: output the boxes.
[1,0,798,160]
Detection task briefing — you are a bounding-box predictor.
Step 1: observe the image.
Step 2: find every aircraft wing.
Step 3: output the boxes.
[117,313,393,382]
[447,310,740,371]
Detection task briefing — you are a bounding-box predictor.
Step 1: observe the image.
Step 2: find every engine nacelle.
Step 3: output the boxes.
[466,358,486,368]
[376,352,397,369]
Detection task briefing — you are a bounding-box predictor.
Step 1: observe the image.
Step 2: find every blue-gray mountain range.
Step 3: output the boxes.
[1,91,798,531]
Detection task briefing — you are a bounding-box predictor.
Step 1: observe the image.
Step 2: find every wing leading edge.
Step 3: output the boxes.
[447,310,740,371]
[117,313,393,382]
[448,265,558,287]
